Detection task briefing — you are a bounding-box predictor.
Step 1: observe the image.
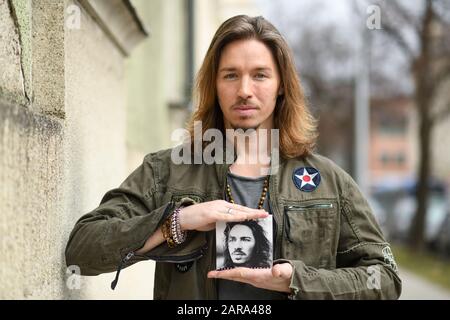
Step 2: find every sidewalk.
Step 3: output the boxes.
[399,268,450,300]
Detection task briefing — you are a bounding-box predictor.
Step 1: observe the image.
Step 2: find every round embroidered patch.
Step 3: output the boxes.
[292,167,321,192]
[175,261,194,273]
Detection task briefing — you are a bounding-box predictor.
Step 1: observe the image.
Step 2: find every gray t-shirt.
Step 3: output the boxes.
[217,170,286,300]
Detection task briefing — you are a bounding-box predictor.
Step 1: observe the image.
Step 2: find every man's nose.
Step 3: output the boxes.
[237,77,252,100]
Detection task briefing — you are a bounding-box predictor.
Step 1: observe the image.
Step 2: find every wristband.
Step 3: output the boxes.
[161,216,175,248]
[171,207,187,245]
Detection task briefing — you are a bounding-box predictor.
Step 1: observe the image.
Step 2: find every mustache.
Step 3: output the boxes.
[232,99,258,108]
[232,249,246,255]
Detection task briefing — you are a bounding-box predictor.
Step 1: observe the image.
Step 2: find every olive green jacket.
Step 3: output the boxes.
[65,148,402,299]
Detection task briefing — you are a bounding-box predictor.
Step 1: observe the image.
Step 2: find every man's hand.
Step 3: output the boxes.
[207,263,293,293]
[178,200,269,232]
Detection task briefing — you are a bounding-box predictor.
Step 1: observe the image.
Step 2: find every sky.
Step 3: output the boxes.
[255,0,419,95]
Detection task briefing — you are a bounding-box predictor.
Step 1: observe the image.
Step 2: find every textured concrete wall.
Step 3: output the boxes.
[0,0,149,299]
[10,0,32,103]
[0,0,67,299]
[0,102,64,299]
[0,0,28,106]
[31,0,65,117]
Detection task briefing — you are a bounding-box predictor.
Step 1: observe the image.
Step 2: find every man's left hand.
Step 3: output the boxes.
[207,263,293,293]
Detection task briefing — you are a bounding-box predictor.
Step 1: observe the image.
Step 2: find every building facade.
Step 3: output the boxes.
[0,0,146,299]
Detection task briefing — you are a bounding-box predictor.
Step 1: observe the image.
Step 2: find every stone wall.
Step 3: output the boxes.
[0,0,147,299]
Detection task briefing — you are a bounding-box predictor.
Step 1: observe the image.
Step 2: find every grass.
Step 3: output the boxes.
[392,244,450,291]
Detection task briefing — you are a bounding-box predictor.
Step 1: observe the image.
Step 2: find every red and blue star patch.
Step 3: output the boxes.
[292,167,321,192]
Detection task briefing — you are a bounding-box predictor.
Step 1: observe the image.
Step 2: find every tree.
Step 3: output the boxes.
[374,0,450,250]
[292,26,356,174]
[266,1,358,173]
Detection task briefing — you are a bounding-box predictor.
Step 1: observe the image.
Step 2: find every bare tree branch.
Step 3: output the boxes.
[380,21,416,58]
[369,0,418,58]
[433,0,450,26]
[388,0,421,33]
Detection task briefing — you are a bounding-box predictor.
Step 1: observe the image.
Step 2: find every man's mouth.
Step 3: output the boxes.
[233,105,258,116]
[234,104,257,110]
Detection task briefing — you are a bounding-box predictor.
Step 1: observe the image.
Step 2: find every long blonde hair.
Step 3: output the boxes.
[187,15,317,159]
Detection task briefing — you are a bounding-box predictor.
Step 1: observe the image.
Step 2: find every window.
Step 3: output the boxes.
[380,152,390,166]
[397,152,405,165]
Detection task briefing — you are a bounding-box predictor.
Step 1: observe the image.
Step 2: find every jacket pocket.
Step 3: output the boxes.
[171,193,205,206]
[283,201,337,268]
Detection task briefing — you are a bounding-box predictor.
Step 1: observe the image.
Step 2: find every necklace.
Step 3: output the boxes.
[226,175,269,209]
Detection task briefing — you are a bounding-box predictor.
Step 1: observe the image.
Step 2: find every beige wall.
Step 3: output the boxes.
[64,0,129,299]
[0,0,148,299]
[194,0,263,73]
[64,0,155,300]
[0,103,65,299]
[0,0,67,299]
[126,0,188,160]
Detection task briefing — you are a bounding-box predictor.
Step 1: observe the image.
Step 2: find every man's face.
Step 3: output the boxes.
[216,39,281,131]
[228,224,256,265]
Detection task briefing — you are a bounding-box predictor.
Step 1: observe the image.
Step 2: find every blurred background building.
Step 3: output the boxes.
[126,0,263,171]
[1,0,449,299]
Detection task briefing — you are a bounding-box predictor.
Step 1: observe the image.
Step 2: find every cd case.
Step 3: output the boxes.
[216,216,273,270]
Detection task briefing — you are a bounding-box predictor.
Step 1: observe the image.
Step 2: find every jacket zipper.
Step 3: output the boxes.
[286,203,333,210]
[111,245,207,290]
[111,251,135,290]
[268,175,282,260]
[111,200,197,290]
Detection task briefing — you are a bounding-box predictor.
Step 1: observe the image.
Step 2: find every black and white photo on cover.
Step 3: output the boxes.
[216,216,273,270]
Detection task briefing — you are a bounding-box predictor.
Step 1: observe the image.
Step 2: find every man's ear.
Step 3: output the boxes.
[278,85,284,96]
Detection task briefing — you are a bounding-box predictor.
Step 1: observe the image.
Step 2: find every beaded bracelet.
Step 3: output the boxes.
[161,216,175,248]
[161,207,187,247]
[171,207,187,245]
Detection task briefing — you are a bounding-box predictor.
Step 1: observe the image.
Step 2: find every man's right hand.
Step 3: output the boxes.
[178,200,269,232]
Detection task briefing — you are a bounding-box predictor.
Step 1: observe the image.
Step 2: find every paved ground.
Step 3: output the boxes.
[399,268,450,300]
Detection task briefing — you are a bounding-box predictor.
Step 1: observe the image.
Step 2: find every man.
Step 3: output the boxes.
[65,15,402,299]
[221,220,272,269]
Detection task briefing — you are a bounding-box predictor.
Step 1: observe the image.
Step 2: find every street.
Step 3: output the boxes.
[399,268,450,300]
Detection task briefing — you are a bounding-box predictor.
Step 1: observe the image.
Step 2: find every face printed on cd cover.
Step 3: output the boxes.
[216,216,273,269]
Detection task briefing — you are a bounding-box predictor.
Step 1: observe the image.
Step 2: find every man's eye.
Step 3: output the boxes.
[224,73,237,80]
[254,73,267,80]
